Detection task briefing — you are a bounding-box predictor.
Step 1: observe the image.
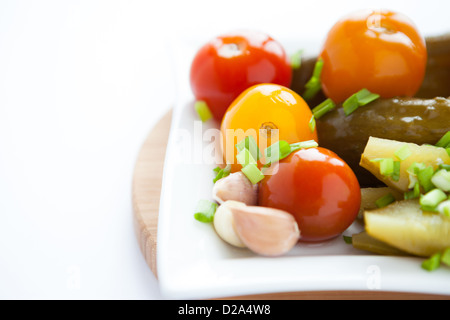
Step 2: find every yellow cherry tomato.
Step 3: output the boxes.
[220,84,318,172]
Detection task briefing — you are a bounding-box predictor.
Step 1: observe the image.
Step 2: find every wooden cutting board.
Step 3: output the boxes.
[132,110,449,300]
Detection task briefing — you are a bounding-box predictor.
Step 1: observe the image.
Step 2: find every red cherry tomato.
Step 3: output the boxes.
[190,30,292,121]
[319,9,427,103]
[259,147,361,242]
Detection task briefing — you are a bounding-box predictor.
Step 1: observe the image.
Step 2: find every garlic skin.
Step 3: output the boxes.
[230,206,300,257]
[212,172,258,206]
[213,201,247,248]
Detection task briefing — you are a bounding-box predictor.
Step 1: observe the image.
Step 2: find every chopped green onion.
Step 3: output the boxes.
[441,248,450,266]
[436,131,450,148]
[342,94,359,116]
[236,148,257,167]
[213,165,231,183]
[407,162,427,175]
[236,136,262,161]
[379,158,394,177]
[404,182,421,200]
[290,140,318,152]
[431,169,450,192]
[241,164,265,184]
[343,235,353,244]
[343,88,380,116]
[194,199,218,223]
[417,166,436,193]
[422,252,442,272]
[290,49,304,69]
[395,145,412,161]
[438,200,450,217]
[312,98,336,119]
[356,88,381,105]
[446,148,450,157]
[303,58,324,101]
[308,115,316,132]
[439,164,450,171]
[420,189,447,210]
[194,101,213,122]
[392,161,401,182]
[263,140,319,166]
[375,193,396,208]
[264,140,292,164]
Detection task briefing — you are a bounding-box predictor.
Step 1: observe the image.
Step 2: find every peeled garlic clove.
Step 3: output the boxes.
[213,201,247,248]
[231,206,300,257]
[212,172,258,206]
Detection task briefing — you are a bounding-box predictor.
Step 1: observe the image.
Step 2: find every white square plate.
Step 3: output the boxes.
[156,38,450,300]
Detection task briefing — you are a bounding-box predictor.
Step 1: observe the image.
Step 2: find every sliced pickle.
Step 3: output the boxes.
[360,137,450,193]
[352,231,410,256]
[365,200,450,257]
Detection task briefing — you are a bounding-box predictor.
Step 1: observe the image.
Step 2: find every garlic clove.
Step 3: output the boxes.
[213,201,247,248]
[212,172,258,206]
[230,206,300,256]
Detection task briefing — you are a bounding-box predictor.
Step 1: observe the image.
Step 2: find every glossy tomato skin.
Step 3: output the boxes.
[259,147,361,242]
[220,84,318,173]
[319,10,427,103]
[190,30,292,121]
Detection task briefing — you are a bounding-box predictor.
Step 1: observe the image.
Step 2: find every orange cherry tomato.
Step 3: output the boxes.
[259,147,361,242]
[220,84,318,172]
[319,9,427,103]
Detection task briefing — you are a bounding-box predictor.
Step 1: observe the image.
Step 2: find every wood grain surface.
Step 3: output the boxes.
[132,110,450,300]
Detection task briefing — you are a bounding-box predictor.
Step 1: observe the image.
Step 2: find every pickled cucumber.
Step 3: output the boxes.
[365,200,450,257]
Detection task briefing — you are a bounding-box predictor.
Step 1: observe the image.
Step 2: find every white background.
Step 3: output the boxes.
[0,0,448,300]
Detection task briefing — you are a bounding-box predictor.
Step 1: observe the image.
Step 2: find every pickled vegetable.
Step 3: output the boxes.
[358,187,403,219]
[365,200,450,257]
[291,35,450,187]
[360,137,450,192]
[317,98,450,187]
[352,231,410,256]
[416,34,450,99]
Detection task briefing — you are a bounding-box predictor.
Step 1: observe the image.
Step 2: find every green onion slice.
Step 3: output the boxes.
[441,248,450,266]
[440,164,450,171]
[420,189,447,211]
[391,161,401,182]
[395,145,412,161]
[422,252,442,272]
[241,164,265,185]
[194,199,218,223]
[290,140,318,152]
[342,94,359,116]
[194,101,213,122]
[431,169,450,192]
[303,58,324,101]
[404,182,421,200]
[436,131,450,148]
[308,115,316,132]
[343,88,380,116]
[417,166,436,193]
[375,193,396,208]
[379,158,394,177]
[236,148,257,167]
[343,235,353,244]
[264,140,292,164]
[438,200,450,217]
[213,165,231,183]
[236,136,262,161]
[290,49,304,69]
[407,162,427,175]
[312,98,336,119]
